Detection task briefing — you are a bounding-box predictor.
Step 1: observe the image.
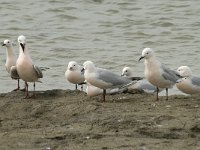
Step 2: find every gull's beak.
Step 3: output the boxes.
[121,73,124,77]
[81,68,85,73]
[69,67,73,71]
[138,56,144,61]
[20,43,25,52]
[2,41,5,46]
[173,70,183,78]
[176,78,182,83]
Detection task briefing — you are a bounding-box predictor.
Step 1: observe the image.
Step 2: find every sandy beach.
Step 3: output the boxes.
[0,90,200,150]
[0,89,199,150]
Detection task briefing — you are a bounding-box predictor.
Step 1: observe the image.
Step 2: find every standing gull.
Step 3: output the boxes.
[2,39,20,91]
[82,61,132,101]
[16,35,43,98]
[121,67,163,94]
[65,61,85,90]
[139,48,180,100]
[176,66,200,94]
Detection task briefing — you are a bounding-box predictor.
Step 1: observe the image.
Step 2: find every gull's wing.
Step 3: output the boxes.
[191,76,200,86]
[97,68,131,86]
[161,65,180,83]
[10,66,20,79]
[33,65,43,78]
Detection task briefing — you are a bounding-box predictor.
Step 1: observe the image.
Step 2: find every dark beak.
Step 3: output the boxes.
[121,74,124,77]
[138,56,144,61]
[69,67,73,71]
[20,43,25,52]
[2,43,5,46]
[81,68,85,73]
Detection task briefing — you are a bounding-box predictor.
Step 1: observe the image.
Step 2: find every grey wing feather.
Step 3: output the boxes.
[191,76,200,86]
[97,68,131,86]
[162,65,180,83]
[10,66,20,79]
[33,65,43,78]
[139,82,156,91]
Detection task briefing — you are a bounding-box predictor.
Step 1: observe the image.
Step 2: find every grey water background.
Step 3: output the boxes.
[0,0,200,95]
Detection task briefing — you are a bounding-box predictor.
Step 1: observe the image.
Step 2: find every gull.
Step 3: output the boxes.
[82,61,133,101]
[16,35,43,98]
[139,48,180,100]
[85,83,126,97]
[176,66,192,77]
[176,66,200,94]
[86,83,103,97]
[2,39,20,91]
[65,61,85,90]
[121,67,163,93]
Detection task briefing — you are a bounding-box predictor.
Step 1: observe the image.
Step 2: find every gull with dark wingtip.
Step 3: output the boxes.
[82,61,133,102]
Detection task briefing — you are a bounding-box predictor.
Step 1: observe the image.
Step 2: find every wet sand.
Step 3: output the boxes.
[0,89,199,150]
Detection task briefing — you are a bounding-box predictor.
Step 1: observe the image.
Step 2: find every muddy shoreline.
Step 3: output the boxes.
[0,89,199,150]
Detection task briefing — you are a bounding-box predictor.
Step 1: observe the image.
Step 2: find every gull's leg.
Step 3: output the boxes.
[75,84,77,90]
[166,88,168,100]
[30,82,36,98]
[81,84,83,91]
[103,89,106,102]
[24,82,29,99]
[156,87,159,101]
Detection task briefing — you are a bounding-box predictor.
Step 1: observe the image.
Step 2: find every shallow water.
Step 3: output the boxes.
[0,0,200,95]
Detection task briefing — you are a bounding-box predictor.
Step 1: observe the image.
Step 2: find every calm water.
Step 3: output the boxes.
[0,0,200,95]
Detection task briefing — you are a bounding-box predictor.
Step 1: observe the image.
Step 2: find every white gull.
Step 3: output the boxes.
[65,61,85,90]
[82,61,133,101]
[139,48,180,100]
[16,35,43,98]
[2,39,21,90]
[176,66,200,94]
[121,67,163,94]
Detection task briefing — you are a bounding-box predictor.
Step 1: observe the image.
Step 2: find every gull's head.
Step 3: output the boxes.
[177,66,192,77]
[68,61,79,71]
[176,77,189,84]
[139,48,154,61]
[83,61,96,72]
[18,35,26,52]
[121,67,133,77]
[2,39,12,47]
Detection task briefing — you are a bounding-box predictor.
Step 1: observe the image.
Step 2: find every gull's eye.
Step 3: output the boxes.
[125,70,128,72]
[7,41,10,43]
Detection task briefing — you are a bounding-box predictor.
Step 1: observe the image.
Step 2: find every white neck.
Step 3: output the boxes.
[6,46,16,60]
[19,45,32,61]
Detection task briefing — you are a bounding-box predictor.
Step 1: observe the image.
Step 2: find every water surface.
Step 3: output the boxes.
[1,0,200,95]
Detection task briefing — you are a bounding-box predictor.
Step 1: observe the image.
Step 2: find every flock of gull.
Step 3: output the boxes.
[2,35,200,101]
